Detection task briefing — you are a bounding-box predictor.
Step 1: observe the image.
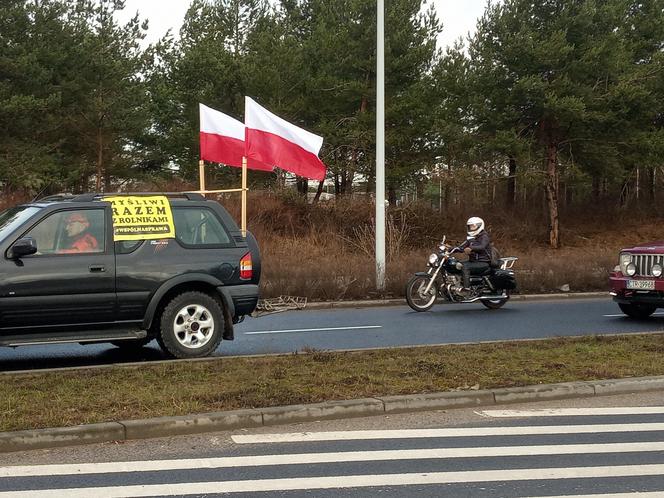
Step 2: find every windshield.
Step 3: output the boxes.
[0,206,40,243]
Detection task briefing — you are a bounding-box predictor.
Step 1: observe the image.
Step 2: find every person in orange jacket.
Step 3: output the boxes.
[59,212,99,253]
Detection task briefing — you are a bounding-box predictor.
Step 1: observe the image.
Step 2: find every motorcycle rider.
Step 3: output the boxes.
[453,216,491,293]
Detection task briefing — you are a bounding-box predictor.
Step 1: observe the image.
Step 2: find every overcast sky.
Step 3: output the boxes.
[116,0,488,49]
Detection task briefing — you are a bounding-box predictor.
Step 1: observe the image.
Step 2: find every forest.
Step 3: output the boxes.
[2,0,664,297]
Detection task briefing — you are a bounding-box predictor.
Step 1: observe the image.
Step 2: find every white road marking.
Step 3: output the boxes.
[526,494,664,498]
[480,407,664,417]
[4,464,664,497]
[2,442,664,478]
[232,423,664,443]
[244,325,382,335]
[603,312,664,317]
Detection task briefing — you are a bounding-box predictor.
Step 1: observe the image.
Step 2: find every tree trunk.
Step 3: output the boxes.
[296,177,308,197]
[544,143,560,248]
[592,176,601,201]
[646,167,656,202]
[507,156,517,208]
[444,164,452,210]
[104,169,112,192]
[95,127,103,192]
[387,184,397,206]
[313,180,324,203]
[365,170,374,194]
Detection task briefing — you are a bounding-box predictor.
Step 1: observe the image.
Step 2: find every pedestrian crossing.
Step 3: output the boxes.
[1,406,664,497]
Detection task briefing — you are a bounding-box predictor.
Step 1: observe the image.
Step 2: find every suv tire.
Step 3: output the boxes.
[158,291,224,358]
[618,303,657,319]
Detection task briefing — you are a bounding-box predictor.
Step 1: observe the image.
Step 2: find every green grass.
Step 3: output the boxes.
[3,333,664,432]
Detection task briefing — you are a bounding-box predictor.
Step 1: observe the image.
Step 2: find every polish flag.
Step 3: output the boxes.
[199,103,273,172]
[244,97,326,181]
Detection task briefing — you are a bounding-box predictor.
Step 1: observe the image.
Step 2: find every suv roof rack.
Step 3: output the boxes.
[36,192,206,203]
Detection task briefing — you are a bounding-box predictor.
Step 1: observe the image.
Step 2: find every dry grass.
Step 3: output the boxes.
[237,193,664,299]
[2,333,664,432]
[4,189,663,298]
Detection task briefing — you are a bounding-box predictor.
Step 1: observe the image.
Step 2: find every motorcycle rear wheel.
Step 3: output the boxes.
[406,275,437,312]
[481,293,509,310]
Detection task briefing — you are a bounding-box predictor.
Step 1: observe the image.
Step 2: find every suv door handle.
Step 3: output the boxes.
[89,265,106,273]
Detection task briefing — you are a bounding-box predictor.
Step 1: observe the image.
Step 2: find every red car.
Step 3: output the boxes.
[610,242,664,318]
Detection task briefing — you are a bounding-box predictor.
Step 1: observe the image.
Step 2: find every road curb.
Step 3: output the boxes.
[0,422,125,454]
[304,292,608,309]
[3,374,663,454]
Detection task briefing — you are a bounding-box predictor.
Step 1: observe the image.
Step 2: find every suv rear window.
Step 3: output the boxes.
[172,207,232,247]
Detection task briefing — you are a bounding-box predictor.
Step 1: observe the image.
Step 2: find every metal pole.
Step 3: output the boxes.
[375,0,386,291]
[198,160,206,197]
[241,156,248,237]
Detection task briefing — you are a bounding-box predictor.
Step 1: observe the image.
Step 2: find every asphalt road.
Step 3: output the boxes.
[1,297,663,372]
[2,394,664,496]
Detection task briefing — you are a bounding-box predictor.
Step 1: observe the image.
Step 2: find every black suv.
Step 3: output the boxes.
[0,193,260,358]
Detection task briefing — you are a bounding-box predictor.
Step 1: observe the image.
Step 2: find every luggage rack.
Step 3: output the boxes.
[36,192,206,203]
[252,296,307,317]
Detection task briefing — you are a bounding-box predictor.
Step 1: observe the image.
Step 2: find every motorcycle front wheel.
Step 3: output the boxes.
[406,275,438,312]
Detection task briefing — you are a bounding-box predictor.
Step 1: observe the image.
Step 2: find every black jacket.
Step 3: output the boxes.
[458,230,491,263]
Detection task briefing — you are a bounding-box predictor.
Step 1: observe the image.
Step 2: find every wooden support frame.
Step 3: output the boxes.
[197,159,249,237]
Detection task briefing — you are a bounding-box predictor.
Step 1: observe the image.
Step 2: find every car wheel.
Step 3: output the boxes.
[618,303,657,319]
[158,291,224,358]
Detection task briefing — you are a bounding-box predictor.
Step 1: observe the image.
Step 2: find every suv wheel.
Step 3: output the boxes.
[158,292,224,358]
[618,303,657,319]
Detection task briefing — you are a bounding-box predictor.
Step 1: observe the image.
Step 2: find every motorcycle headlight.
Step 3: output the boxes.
[428,253,439,265]
[626,262,637,276]
[619,253,631,275]
[653,264,663,277]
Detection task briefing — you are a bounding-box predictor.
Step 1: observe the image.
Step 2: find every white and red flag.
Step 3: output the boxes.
[199,103,272,171]
[244,97,326,181]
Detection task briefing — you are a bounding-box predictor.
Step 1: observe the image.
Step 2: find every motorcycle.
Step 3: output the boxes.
[406,236,518,312]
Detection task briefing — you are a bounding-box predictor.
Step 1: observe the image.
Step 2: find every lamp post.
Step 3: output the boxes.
[375,0,386,291]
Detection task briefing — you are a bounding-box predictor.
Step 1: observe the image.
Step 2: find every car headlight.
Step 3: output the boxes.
[620,253,631,275]
[428,253,439,265]
[653,264,663,277]
[626,262,637,276]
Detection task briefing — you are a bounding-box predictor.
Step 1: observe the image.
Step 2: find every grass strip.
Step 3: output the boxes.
[3,333,664,432]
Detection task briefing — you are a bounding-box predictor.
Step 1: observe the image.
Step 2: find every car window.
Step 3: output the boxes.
[24,209,106,255]
[172,207,231,246]
[0,206,40,243]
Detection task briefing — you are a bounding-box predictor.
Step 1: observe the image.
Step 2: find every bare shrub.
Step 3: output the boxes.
[1,188,655,300]
[337,212,413,262]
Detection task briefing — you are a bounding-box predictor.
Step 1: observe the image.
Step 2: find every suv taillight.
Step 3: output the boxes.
[240,252,252,280]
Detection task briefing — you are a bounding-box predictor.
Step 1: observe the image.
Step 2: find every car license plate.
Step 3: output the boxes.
[627,279,655,290]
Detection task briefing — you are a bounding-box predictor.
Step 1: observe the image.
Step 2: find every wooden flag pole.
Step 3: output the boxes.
[198,160,206,197]
[241,156,248,237]
[198,157,247,236]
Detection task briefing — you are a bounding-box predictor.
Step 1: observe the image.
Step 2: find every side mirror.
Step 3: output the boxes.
[8,237,37,259]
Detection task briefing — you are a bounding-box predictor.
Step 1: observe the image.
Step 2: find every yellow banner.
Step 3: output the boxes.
[103,196,176,241]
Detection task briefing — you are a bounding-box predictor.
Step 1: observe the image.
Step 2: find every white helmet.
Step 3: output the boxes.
[466,216,484,237]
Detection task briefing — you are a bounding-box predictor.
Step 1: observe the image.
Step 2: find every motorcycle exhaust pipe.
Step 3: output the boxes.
[459,293,508,304]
